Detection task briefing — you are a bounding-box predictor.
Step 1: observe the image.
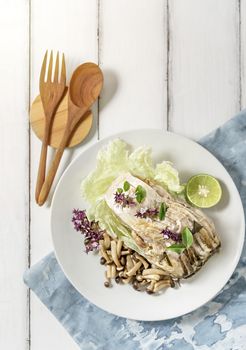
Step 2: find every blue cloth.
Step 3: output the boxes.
[24,111,246,350]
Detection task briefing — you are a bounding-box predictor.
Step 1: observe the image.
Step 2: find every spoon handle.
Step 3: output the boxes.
[37,128,71,206]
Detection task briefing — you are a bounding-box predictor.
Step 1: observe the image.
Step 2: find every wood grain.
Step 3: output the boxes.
[35,51,66,202]
[168,0,240,139]
[30,0,98,349]
[99,0,167,138]
[30,91,93,148]
[0,1,30,349]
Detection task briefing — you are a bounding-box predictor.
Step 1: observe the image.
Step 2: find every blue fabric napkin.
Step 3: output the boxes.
[24,111,246,350]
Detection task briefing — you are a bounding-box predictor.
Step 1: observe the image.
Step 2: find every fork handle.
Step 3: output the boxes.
[35,120,52,203]
[37,128,71,206]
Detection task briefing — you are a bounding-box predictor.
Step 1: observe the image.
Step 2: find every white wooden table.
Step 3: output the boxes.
[0,1,245,349]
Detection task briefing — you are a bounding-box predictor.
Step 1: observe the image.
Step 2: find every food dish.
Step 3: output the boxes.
[51,130,245,320]
[72,139,221,293]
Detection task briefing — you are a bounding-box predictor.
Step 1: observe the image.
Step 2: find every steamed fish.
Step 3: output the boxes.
[105,173,221,279]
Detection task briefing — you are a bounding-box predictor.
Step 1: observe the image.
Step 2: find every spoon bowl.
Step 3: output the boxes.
[69,62,103,108]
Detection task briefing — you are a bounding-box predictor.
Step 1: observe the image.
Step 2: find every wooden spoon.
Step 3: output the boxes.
[37,62,103,206]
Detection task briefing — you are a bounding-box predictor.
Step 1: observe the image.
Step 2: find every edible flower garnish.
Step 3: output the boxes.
[114,192,135,207]
[135,208,159,219]
[162,229,181,242]
[72,209,104,253]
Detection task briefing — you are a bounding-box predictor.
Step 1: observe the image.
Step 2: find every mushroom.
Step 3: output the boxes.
[142,268,168,276]
[106,265,112,279]
[126,261,142,276]
[99,246,111,264]
[111,264,116,278]
[103,232,111,249]
[126,255,134,271]
[121,276,132,284]
[134,253,149,269]
[132,279,139,290]
[120,256,126,266]
[121,249,131,256]
[139,280,148,287]
[111,241,123,270]
[104,271,111,287]
[116,239,123,257]
[136,274,144,282]
[143,274,160,281]
[146,280,155,294]
[153,279,172,292]
[118,271,126,278]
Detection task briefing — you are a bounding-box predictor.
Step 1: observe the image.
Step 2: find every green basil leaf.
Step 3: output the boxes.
[123,181,130,191]
[159,202,167,220]
[166,243,186,254]
[117,188,123,194]
[182,227,193,248]
[135,185,146,203]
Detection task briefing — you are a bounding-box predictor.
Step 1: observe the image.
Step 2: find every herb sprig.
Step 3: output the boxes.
[135,185,146,203]
[166,227,193,254]
[159,202,168,220]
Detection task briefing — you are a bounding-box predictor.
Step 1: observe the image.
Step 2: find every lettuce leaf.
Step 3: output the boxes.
[154,161,184,193]
[81,139,184,209]
[81,139,129,205]
[92,200,131,239]
[92,200,142,254]
[128,146,154,179]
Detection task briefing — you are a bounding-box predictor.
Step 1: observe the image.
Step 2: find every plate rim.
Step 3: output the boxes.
[50,128,245,321]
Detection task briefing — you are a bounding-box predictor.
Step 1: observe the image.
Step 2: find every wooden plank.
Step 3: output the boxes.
[30,0,98,349]
[241,0,246,108]
[99,0,167,138]
[168,0,240,139]
[0,0,30,349]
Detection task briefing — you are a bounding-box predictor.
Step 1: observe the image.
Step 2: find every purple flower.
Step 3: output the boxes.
[72,209,104,253]
[114,192,135,208]
[135,208,159,219]
[161,229,181,242]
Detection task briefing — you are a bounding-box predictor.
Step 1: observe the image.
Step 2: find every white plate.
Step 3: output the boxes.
[51,130,245,321]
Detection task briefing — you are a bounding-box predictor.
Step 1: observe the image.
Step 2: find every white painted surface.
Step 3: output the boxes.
[168,0,240,139]
[0,0,244,349]
[0,1,29,349]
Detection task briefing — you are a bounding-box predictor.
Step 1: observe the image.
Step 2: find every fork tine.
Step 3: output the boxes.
[47,50,53,82]
[60,53,66,85]
[39,50,48,83]
[54,51,59,83]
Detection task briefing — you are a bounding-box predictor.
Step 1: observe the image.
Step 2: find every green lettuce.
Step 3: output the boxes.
[81,139,129,206]
[154,161,184,193]
[128,146,154,179]
[91,200,142,253]
[91,200,131,239]
[81,139,184,209]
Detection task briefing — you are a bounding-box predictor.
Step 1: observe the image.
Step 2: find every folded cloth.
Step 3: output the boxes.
[24,110,246,350]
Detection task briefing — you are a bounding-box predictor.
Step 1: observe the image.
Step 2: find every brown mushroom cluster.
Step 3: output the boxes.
[99,233,176,294]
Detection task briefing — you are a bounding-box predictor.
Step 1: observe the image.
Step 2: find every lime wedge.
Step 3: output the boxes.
[186,174,222,208]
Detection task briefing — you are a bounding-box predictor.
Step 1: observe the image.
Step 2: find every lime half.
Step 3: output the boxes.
[186,174,222,208]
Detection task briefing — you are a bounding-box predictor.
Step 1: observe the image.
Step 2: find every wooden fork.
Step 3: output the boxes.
[35,50,66,203]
